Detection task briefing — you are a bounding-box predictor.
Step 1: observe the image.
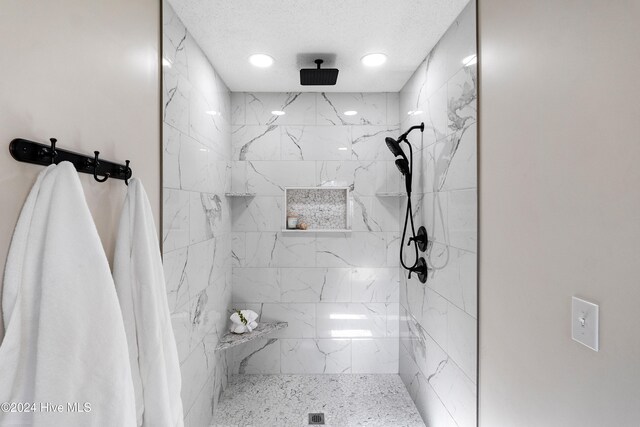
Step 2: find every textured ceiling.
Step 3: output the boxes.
[167,0,470,92]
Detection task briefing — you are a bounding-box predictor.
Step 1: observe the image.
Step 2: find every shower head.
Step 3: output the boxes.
[385,137,406,159]
[395,158,412,193]
[395,158,410,176]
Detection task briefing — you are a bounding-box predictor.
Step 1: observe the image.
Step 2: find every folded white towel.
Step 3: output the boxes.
[229,310,259,334]
[113,178,184,427]
[0,162,136,426]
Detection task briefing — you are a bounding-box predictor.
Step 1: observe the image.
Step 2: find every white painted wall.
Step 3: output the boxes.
[0,0,160,341]
[478,1,640,425]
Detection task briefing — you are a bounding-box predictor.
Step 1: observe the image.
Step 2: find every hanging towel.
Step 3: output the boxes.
[0,161,136,427]
[113,178,184,427]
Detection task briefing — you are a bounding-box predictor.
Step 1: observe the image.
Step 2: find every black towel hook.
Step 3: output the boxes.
[39,137,57,164]
[124,160,131,186]
[92,151,110,182]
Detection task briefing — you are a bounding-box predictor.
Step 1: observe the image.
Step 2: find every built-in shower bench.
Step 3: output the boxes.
[214,322,288,351]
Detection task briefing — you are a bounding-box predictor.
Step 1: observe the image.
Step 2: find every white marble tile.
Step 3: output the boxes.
[163,69,191,135]
[446,302,477,381]
[316,303,388,338]
[232,125,280,161]
[386,232,401,268]
[164,246,189,312]
[317,93,387,126]
[438,122,477,191]
[261,303,316,338]
[351,194,404,232]
[163,123,182,189]
[183,372,214,427]
[243,232,316,268]
[422,287,449,350]
[230,92,245,125]
[399,344,458,427]
[163,188,190,251]
[279,268,351,303]
[386,92,400,126]
[230,196,282,231]
[351,268,399,303]
[351,125,401,161]
[425,83,449,143]
[246,160,316,195]
[447,67,477,134]
[317,160,386,196]
[280,339,352,374]
[447,189,477,252]
[189,192,224,244]
[162,3,188,78]
[179,133,210,192]
[231,268,280,303]
[384,161,403,194]
[441,0,477,81]
[183,239,216,300]
[281,125,352,160]
[428,243,477,318]
[351,338,399,374]
[231,232,244,267]
[179,343,211,413]
[422,191,449,245]
[316,232,387,267]
[228,337,280,374]
[189,87,221,148]
[245,92,316,125]
[229,161,247,193]
[429,356,476,427]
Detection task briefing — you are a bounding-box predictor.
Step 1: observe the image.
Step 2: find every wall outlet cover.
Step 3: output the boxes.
[571,296,599,351]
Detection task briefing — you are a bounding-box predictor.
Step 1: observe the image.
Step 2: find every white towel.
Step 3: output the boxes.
[0,161,136,427]
[113,178,184,427]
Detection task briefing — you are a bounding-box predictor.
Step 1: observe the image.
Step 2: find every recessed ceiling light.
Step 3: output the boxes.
[462,54,477,67]
[407,110,423,116]
[338,147,348,151]
[249,53,274,68]
[162,57,172,68]
[343,110,358,116]
[271,110,285,116]
[361,53,387,67]
[205,110,220,116]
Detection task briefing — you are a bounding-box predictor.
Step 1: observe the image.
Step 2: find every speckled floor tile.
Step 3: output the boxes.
[211,374,425,427]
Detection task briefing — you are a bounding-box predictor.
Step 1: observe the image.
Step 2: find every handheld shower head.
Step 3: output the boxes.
[395,158,410,176]
[395,158,412,193]
[385,137,406,159]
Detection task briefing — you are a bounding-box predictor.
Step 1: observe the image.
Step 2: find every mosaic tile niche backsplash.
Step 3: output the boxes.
[398,2,478,427]
[228,92,404,375]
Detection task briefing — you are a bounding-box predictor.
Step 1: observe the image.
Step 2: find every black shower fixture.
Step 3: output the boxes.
[385,137,406,159]
[300,59,339,86]
[385,122,430,283]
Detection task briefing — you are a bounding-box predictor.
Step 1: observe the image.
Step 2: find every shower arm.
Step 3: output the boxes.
[397,123,425,144]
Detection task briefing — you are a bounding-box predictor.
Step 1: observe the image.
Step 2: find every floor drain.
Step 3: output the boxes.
[308,413,325,425]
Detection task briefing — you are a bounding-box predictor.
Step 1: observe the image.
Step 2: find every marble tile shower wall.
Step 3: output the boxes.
[229,92,403,375]
[398,2,477,427]
[162,2,232,426]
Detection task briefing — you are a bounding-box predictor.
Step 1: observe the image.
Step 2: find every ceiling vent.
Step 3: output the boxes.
[300,59,338,86]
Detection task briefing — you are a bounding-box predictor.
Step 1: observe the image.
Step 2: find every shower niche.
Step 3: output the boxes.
[283,186,351,232]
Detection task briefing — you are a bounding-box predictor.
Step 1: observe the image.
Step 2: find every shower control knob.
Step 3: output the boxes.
[408,226,429,252]
[408,257,429,284]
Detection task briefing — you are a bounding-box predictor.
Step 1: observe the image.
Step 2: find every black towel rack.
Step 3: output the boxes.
[9,138,132,184]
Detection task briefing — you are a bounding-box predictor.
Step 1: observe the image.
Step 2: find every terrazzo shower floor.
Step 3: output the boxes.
[211,374,425,427]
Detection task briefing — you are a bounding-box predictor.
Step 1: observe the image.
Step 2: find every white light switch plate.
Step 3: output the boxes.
[571,297,599,351]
